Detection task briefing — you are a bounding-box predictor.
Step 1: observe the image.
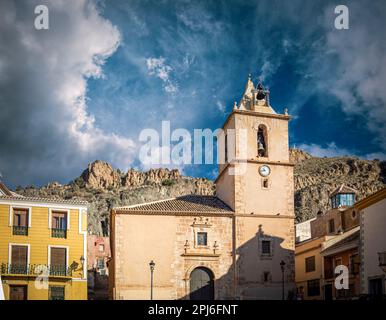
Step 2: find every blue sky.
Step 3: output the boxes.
[0,0,385,187]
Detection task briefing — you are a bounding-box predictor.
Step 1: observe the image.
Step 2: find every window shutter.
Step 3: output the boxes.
[50,248,66,266]
[11,246,28,265]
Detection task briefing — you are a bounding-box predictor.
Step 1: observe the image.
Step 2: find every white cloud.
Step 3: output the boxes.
[297,142,352,158]
[298,142,386,160]
[216,100,226,113]
[146,57,178,93]
[0,0,136,186]
[306,3,386,151]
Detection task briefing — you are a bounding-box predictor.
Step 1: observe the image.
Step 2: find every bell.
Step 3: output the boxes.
[258,142,265,154]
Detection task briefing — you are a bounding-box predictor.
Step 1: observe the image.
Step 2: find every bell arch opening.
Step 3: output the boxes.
[257,124,268,157]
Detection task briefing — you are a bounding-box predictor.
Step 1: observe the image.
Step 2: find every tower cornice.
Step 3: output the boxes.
[221,109,291,130]
[214,159,294,184]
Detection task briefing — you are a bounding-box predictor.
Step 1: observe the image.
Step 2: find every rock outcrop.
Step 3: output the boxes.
[15,150,386,234]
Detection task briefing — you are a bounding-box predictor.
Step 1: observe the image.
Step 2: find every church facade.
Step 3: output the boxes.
[109,76,295,300]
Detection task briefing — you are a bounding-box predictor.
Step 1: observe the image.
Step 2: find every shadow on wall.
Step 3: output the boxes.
[180,224,295,300]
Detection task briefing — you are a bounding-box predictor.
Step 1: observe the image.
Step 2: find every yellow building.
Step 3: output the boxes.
[0,182,88,300]
[295,236,328,300]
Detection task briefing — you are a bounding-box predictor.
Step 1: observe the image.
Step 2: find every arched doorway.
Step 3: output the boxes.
[189,267,214,300]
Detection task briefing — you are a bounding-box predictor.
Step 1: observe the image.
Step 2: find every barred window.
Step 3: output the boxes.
[49,286,65,300]
[307,279,320,297]
[262,240,271,255]
[305,256,316,273]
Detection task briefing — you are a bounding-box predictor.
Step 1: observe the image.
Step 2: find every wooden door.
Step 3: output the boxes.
[190,267,214,300]
[9,285,27,300]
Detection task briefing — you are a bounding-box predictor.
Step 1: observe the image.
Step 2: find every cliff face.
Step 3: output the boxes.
[15,150,386,234]
[16,162,214,235]
[293,153,386,222]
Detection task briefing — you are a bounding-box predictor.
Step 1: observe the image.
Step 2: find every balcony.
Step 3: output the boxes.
[51,228,67,239]
[12,226,28,236]
[0,263,72,277]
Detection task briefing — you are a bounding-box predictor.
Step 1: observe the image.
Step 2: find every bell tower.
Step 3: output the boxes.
[215,74,295,299]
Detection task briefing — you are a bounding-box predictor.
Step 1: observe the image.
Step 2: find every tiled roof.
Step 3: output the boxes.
[330,184,357,197]
[0,195,88,206]
[321,226,360,254]
[0,181,88,206]
[0,182,13,196]
[114,195,233,214]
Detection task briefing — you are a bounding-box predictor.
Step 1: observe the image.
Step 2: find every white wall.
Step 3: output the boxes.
[361,198,386,294]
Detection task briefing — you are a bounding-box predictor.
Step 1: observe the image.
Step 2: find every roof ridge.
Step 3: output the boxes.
[0,195,88,206]
[114,197,178,210]
[113,194,233,213]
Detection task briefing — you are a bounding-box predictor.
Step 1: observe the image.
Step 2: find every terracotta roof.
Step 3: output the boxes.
[330,184,357,197]
[114,195,233,214]
[321,226,359,254]
[0,182,13,196]
[0,195,88,206]
[0,181,87,206]
[355,187,386,210]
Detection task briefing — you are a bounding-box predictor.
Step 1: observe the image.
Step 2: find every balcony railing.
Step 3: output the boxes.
[0,263,72,277]
[51,228,67,239]
[12,225,28,236]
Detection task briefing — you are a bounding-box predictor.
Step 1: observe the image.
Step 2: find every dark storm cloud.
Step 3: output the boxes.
[0,0,135,187]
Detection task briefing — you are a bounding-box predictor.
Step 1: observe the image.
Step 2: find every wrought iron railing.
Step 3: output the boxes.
[51,228,67,238]
[12,225,28,236]
[0,263,72,277]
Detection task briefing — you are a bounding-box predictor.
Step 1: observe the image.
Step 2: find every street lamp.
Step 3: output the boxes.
[149,260,155,300]
[280,260,286,300]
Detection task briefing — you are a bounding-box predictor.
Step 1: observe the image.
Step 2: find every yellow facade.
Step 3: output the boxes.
[295,236,327,300]
[0,198,88,300]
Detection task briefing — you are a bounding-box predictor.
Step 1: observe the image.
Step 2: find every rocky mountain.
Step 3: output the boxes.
[293,151,386,221]
[16,163,214,235]
[14,149,386,235]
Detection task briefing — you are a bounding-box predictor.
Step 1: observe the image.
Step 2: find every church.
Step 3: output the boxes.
[109,76,295,300]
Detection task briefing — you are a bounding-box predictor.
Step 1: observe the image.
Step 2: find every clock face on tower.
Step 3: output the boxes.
[259,165,271,177]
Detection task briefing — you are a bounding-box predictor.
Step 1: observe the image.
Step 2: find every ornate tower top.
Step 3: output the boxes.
[237,74,276,114]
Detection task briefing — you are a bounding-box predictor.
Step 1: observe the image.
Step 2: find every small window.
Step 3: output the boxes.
[13,208,29,227]
[197,232,207,246]
[51,211,67,230]
[334,257,342,268]
[262,178,269,189]
[51,211,67,238]
[307,279,320,297]
[261,240,271,255]
[98,244,105,252]
[328,219,335,234]
[305,256,316,273]
[97,258,105,269]
[12,208,29,236]
[263,271,270,282]
[49,286,65,300]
